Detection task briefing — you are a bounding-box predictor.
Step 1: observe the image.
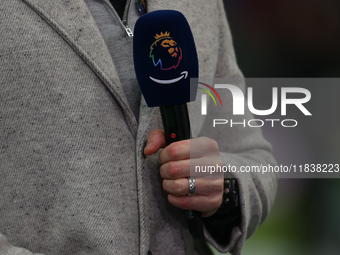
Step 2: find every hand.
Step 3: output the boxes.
[144,129,224,217]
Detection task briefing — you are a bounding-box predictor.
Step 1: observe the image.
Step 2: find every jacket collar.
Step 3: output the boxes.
[22,0,141,136]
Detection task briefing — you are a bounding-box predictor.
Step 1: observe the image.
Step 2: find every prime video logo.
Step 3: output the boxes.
[200,84,312,128]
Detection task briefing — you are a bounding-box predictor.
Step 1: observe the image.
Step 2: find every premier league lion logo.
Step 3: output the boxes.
[149,32,183,71]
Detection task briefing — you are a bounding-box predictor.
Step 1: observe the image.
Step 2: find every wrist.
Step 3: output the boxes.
[202,178,241,245]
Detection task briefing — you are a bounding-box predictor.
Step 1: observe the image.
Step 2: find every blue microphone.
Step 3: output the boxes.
[133,10,203,239]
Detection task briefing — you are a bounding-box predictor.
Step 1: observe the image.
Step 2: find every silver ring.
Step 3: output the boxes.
[188,178,196,197]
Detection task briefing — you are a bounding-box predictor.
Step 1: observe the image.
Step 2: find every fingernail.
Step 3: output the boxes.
[145,142,152,150]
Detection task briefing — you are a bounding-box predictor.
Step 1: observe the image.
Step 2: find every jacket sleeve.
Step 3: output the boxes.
[196,1,279,254]
[0,234,45,255]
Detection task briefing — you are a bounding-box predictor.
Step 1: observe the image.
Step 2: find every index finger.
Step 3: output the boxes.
[159,139,191,164]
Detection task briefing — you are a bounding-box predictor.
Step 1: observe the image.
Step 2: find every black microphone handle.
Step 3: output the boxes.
[160,104,204,239]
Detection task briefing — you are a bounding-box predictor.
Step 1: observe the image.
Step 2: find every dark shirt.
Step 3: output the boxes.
[109,0,127,19]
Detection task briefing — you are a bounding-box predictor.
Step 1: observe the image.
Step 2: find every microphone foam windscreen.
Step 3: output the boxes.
[133,10,199,107]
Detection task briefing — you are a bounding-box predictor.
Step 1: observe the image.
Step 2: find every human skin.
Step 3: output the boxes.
[144,129,224,217]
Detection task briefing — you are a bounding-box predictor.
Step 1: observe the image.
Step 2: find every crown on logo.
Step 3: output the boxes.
[154,31,171,40]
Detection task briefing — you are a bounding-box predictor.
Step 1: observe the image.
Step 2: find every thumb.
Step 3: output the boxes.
[144,129,167,156]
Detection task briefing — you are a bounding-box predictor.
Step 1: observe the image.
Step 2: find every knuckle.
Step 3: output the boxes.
[168,147,178,159]
[173,179,185,193]
[178,197,189,209]
[168,162,180,178]
[168,143,181,159]
[204,138,219,154]
[159,165,166,178]
[162,179,169,191]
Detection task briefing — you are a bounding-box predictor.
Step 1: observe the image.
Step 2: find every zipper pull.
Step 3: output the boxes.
[125,25,133,37]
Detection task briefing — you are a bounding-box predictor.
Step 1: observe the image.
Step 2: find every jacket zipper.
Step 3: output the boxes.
[122,0,133,37]
[103,0,133,37]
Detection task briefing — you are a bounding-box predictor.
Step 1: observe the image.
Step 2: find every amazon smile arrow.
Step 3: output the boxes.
[149,71,188,85]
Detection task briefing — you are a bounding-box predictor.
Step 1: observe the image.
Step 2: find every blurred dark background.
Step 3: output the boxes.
[225,0,340,77]
[212,1,340,254]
